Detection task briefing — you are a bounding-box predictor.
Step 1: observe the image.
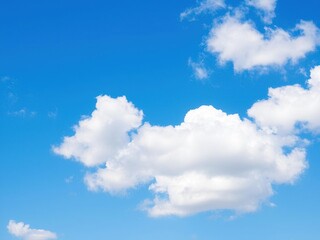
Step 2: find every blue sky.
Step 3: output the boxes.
[1,0,320,239]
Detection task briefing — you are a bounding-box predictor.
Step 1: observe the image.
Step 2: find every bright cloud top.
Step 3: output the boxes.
[246,0,277,23]
[249,66,320,134]
[7,220,57,240]
[53,96,143,167]
[54,67,320,217]
[180,0,225,20]
[207,16,319,71]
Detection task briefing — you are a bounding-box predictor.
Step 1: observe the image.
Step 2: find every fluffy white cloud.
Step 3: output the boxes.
[246,0,277,23]
[180,0,225,20]
[207,15,319,71]
[53,95,143,167]
[54,92,308,217]
[248,66,320,134]
[7,220,57,240]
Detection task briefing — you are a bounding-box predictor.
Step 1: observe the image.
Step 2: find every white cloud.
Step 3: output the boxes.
[7,220,57,240]
[54,93,308,217]
[188,59,209,80]
[246,0,277,23]
[207,15,319,71]
[180,0,225,20]
[248,66,320,134]
[53,95,143,167]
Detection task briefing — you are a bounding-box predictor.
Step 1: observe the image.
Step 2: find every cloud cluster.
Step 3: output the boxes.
[183,0,319,72]
[7,220,57,240]
[54,66,320,217]
[207,16,319,71]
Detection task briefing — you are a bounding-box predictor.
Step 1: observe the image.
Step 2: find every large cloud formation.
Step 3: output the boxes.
[54,66,320,217]
[207,16,319,71]
[7,220,57,240]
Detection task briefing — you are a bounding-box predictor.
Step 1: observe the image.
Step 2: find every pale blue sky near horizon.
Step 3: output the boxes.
[1,0,320,239]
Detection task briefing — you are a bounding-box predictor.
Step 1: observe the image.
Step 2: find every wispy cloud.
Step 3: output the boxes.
[1,76,11,82]
[1,76,37,117]
[8,108,37,118]
[48,109,58,119]
[0,76,18,103]
[65,176,74,184]
[246,0,277,23]
[180,0,226,21]
[188,59,209,80]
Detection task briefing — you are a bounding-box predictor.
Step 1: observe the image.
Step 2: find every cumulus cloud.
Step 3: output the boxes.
[188,59,209,80]
[7,220,57,240]
[246,0,277,23]
[207,15,320,71]
[54,79,317,216]
[53,96,143,167]
[248,66,320,134]
[180,0,225,20]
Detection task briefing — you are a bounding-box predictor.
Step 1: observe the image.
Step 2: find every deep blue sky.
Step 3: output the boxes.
[1,0,320,239]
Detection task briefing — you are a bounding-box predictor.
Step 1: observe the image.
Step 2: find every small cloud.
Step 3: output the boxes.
[7,220,57,240]
[246,0,277,24]
[8,108,37,118]
[299,67,307,77]
[188,59,209,80]
[48,109,58,119]
[180,0,225,21]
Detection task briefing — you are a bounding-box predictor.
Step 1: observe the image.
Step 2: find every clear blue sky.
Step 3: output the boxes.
[1,0,320,239]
